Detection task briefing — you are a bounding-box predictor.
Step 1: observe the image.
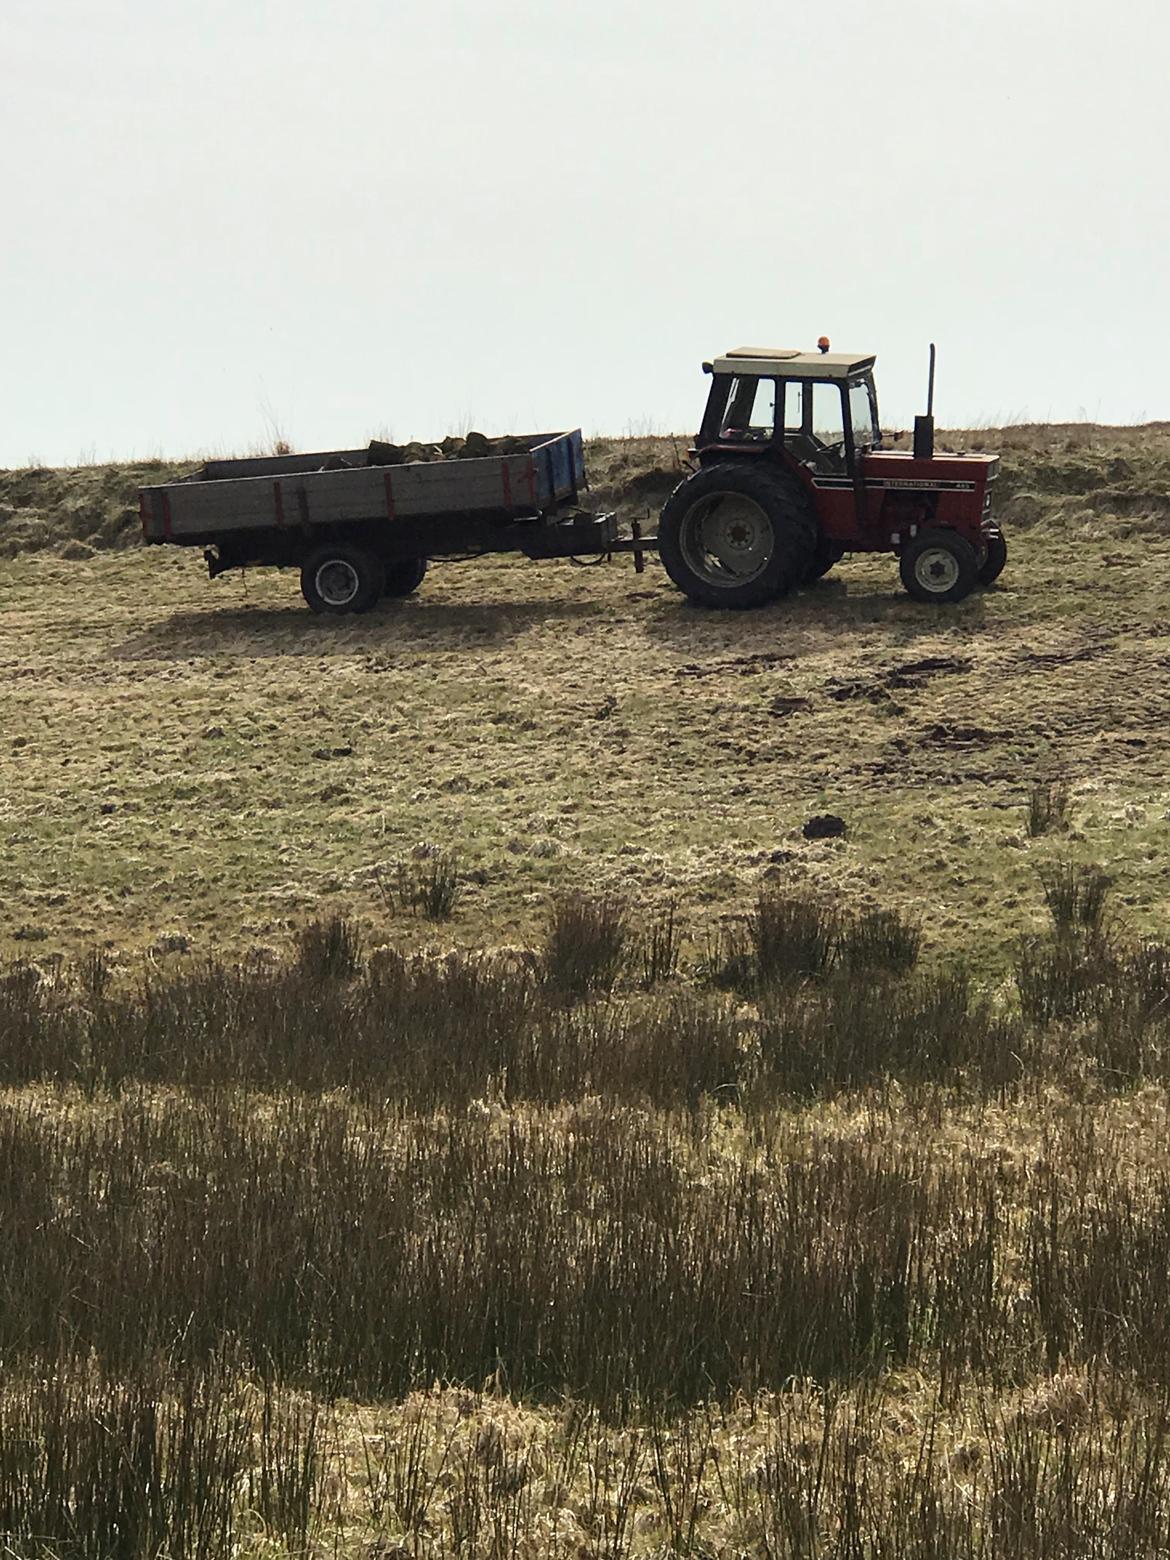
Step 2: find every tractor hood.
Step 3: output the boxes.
[861,449,1000,491]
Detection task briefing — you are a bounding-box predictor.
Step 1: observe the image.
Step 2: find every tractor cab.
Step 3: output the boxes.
[697,347,881,481]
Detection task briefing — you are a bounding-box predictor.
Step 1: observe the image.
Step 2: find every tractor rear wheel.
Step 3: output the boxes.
[976,529,1007,587]
[301,544,386,614]
[382,557,428,597]
[899,528,979,605]
[658,463,816,608]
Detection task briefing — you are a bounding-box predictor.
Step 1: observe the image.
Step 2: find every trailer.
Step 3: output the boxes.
[139,344,1004,613]
[139,430,625,613]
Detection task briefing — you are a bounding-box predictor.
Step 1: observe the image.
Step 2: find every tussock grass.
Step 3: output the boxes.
[1027,776,1072,837]
[541,889,629,999]
[704,888,922,995]
[0,1355,324,1558]
[753,890,839,987]
[1,881,1167,1105]
[633,898,683,988]
[4,1076,1170,1408]
[840,904,923,973]
[1040,860,1113,933]
[295,912,363,981]
[0,877,1169,1548]
[392,850,462,921]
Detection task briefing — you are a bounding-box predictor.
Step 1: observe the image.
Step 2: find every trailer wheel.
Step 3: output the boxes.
[899,529,979,604]
[658,463,816,608]
[976,529,1007,587]
[301,545,386,614]
[382,557,428,598]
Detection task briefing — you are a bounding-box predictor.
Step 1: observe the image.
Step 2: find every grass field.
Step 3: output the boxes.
[1,426,1170,1556]
[2,425,1170,968]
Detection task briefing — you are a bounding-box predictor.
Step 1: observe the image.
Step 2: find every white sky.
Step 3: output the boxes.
[2,0,1168,467]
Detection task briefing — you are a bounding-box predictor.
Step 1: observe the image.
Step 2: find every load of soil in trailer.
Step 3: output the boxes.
[358,432,534,468]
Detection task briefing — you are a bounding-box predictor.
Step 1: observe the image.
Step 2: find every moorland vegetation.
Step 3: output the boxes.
[0,425,1169,1554]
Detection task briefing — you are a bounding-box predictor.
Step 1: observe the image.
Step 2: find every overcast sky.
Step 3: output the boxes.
[2,0,1167,467]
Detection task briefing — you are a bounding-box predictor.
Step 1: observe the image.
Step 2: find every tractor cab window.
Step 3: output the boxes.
[721,376,775,440]
[811,382,845,450]
[849,378,880,451]
[784,380,848,474]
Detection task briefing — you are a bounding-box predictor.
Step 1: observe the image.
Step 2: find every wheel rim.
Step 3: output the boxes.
[678,493,774,587]
[315,559,360,607]
[914,546,961,594]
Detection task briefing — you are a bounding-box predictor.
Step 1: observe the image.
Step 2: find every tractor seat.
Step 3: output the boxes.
[783,432,821,465]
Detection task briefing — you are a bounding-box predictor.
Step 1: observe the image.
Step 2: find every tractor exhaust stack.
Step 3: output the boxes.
[914,342,936,460]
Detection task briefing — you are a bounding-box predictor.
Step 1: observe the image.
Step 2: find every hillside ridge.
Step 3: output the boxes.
[3,424,1170,558]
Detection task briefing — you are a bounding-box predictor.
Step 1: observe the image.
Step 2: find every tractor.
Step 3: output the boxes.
[657,344,1004,608]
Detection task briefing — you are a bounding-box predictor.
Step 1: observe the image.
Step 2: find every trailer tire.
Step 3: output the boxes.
[382,557,428,598]
[899,528,979,604]
[301,545,386,615]
[976,529,1007,587]
[658,463,816,608]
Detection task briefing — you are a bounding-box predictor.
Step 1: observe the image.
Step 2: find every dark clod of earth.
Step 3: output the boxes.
[803,814,848,840]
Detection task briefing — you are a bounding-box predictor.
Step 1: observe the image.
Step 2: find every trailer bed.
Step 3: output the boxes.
[140,431,586,545]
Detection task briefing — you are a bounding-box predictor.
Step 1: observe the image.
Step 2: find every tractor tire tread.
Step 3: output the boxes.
[899,527,979,605]
[658,461,817,609]
[976,528,1007,587]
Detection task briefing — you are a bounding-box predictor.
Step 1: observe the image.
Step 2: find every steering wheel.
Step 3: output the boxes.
[813,437,846,471]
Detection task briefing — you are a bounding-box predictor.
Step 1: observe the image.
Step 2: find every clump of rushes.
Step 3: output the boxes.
[394,851,462,920]
[705,889,921,994]
[837,906,923,976]
[542,889,628,999]
[697,922,756,993]
[0,875,1164,1106]
[752,892,839,988]
[295,914,363,982]
[1013,865,1115,1027]
[635,900,684,989]
[1026,777,1071,837]
[0,1355,325,1558]
[1040,861,1112,935]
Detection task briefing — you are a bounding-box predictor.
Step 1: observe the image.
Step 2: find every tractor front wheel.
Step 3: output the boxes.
[658,463,816,609]
[976,529,1007,587]
[803,535,845,584]
[899,529,979,605]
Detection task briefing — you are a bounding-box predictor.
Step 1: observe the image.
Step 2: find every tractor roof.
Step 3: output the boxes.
[711,347,876,380]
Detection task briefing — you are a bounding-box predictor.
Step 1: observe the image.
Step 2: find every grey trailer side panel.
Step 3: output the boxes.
[156,459,532,539]
[141,432,583,541]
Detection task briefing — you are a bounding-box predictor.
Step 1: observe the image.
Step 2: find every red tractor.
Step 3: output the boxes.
[657,344,1003,608]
